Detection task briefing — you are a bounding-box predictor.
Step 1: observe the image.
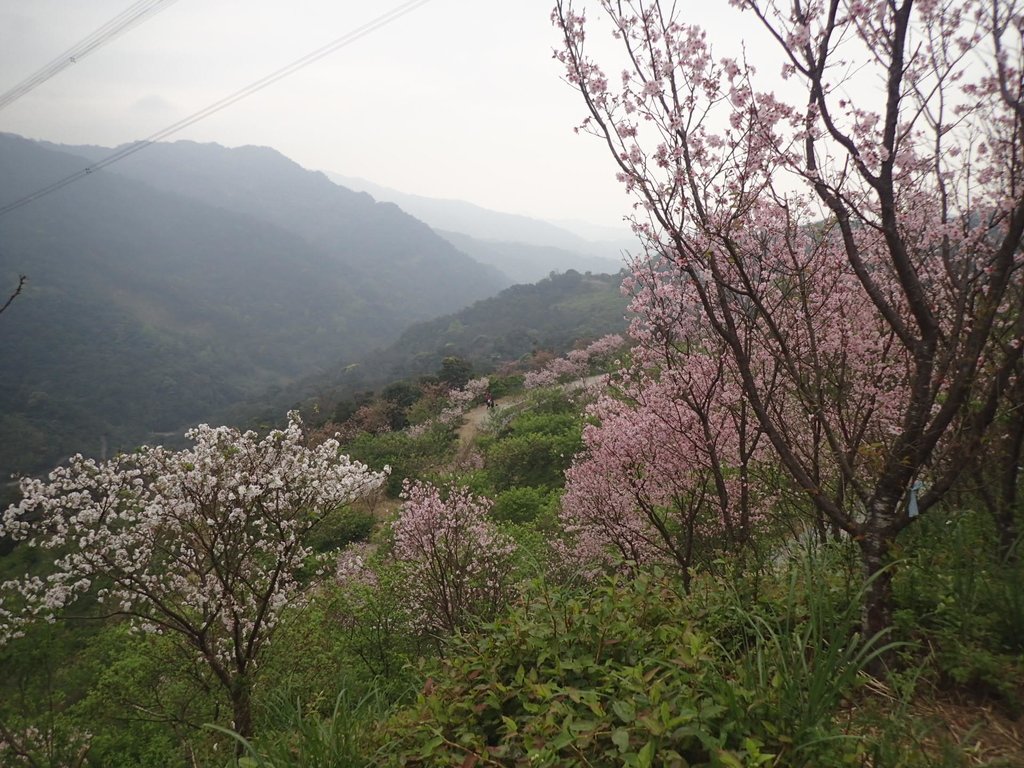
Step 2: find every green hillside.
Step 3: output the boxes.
[244,268,629,419]
[0,135,508,480]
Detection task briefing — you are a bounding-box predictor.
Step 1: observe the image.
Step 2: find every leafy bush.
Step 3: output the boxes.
[484,432,580,492]
[375,566,888,767]
[306,506,376,553]
[346,427,455,496]
[893,508,1024,713]
[214,689,389,768]
[490,486,550,524]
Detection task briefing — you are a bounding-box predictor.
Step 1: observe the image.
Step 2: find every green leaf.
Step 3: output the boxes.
[419,734,445,759]
[612,727,631,753]
[637,740,656,768]
[715,749,744,768]
[612,699,636,723]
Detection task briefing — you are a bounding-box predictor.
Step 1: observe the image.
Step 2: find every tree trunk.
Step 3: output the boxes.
[996,405,1024,561]
[858,533,894,677]
[231,676,254,751]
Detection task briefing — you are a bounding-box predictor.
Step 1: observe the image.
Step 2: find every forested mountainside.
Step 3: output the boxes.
[0,135,508,481]
[234,268,630,424]
[50,140,511,319]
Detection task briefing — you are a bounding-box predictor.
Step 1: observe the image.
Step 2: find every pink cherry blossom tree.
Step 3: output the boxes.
[523,334,626,389]
[553,0,1024,639]
[0,413,388,739]
[562,258,774,589]
[392,480,517,637]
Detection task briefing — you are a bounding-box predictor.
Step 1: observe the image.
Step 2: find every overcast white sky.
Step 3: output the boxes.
[0,1,765,228]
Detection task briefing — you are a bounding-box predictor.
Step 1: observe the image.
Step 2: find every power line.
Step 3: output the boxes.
[0,0,433,218]
[0,0,181,112]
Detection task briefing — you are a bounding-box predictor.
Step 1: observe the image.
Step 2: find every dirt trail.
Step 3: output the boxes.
[456,401,503,454]
[455,374,607,452]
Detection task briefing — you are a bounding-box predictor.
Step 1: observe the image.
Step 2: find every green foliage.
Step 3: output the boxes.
[381,381,422,409]
[483,432,578,491]
[345,427,455,496]
[258,582,416,712]
[211,689,388,768]
[725,561,901,765]
[436,357,474,389]
[305,506,376,553]
[486,374,524,399]
[332,392,374,425]
[491,486,550,524]
[479,394,582,493]
[893,508,1024,713]
[375,565,890,767]
[72,627,224,766]
[0,619,223,768]
[333,565,423,683]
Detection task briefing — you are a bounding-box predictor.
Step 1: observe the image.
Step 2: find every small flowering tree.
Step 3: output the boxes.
[523,335,626,389]
[562,266,773,588]
[392,480,516,636]
[0,413,387,739]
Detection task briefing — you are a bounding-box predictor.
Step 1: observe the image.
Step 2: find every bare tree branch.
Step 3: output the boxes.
[0,275,26,316]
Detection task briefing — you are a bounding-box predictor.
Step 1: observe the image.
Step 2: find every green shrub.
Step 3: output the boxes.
[487,374,524,399]
[484,431,580,492]
[893,508,1024,714]
[346,428,455,496]
[374,565,888,767]
[306,507,376,553]
[491,486,549,524]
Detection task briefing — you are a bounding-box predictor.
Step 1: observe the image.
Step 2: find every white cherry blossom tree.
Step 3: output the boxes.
[0,413,387,739]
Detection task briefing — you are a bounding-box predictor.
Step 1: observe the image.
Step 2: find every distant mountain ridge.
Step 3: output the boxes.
[0,135,510,480]
[435,229,625,286]
[52,140,511,321]
[328,173,635,264]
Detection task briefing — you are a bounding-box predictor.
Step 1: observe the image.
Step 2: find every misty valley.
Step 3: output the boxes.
[0,134,628,490]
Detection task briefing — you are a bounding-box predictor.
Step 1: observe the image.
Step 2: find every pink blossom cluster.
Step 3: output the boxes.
[409,377,491,435]
[523,335,626,389]
[561,323,773,585]
[391,480,516,635]
[0,413,388,692]
[335,541,379,590]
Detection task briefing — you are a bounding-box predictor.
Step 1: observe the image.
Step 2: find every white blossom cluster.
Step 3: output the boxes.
[0,413,387,677]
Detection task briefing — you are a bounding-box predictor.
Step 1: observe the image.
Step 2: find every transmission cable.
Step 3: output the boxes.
[0,0,432,218]
[0,0,181,112]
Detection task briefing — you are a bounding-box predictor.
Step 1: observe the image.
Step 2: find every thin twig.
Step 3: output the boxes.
[0,274,26,315]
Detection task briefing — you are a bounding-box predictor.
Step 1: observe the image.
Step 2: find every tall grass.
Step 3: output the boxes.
[727,548,903,764]
[210,688,388,768]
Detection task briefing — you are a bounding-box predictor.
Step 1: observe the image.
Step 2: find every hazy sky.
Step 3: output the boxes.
[0,1,764,228]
